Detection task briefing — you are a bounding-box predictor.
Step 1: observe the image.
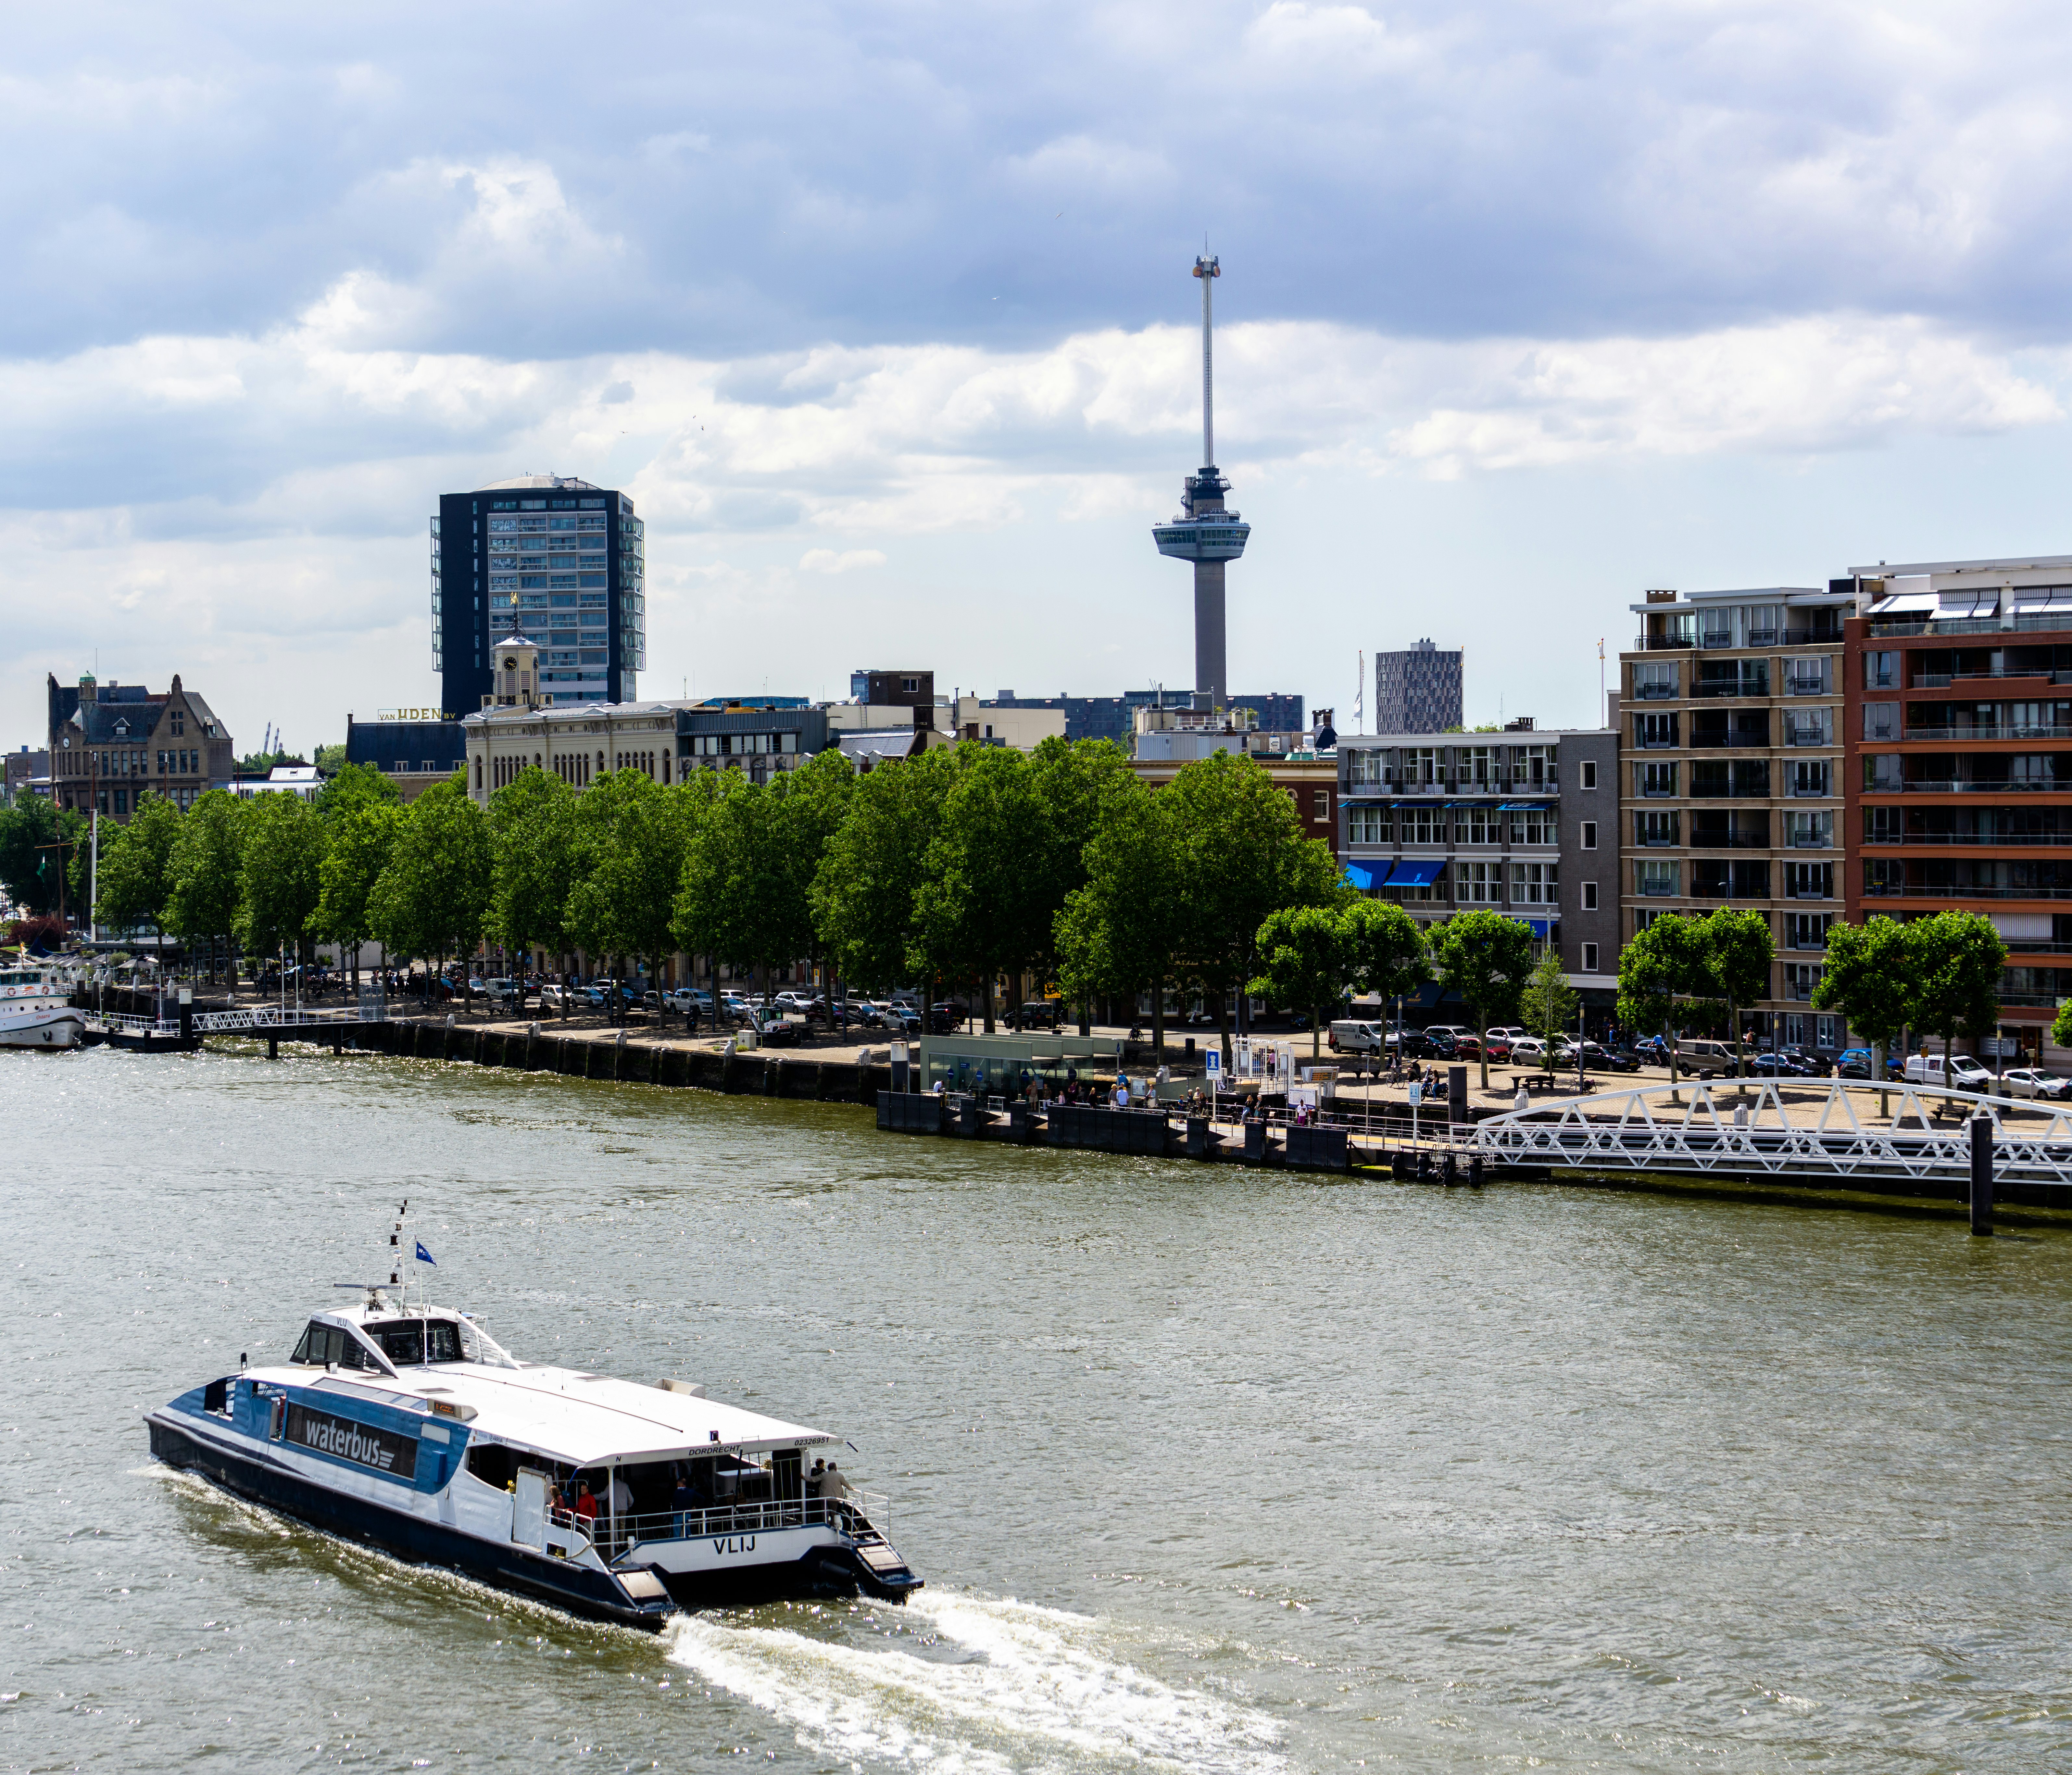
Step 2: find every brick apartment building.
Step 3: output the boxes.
[1846,553,2072,1065]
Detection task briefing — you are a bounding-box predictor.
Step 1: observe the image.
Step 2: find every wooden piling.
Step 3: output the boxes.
[1971,1113,1994,1236]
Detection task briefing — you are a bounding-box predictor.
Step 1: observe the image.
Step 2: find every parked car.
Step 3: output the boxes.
[1487,1026,1528,1047]
[1596,1047,1645,1074]
[1750,1052,1808,1077]
[1835,1047,1875,1079]
[1425,1024,1476,1048]
[1777,1044,1832,1077]
[1480,1035,1512,1062]
[662,987,701,1016]
[2001,1067,2070,1099]
[1632,1035,1670,1065]
[885,1008,923,1037]
[483,977,522,1006]
[1905,1052,1995,1090]
[1422,1030,1461,1060]
[1508,1036,1551,1065]
[750,1012,802,1046]
[1015,1000,1063,1032]
[1329,1019,1391,1053]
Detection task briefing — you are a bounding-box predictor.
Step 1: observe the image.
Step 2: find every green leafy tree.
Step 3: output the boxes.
[313,803,401,987]
[1250,904,1352,1059]
[914,746,1052,1031]
[1430,910,1536,1092]
[1906,909,2006,1099]
[1518,949,1580,1078]
[1617,913,1709,1090]
[1162,752,1346,1066]
[487,768,579,999]
[675,770,790,1007]
[1026,738,1137,1032]
[1814,917,1912,1116]
[93,792,182,934]
[315,761,402,821]
[368,779,491,973]
[0,796,87,919]
[775,748,855,1007]
[1697,905,1775,1079]
[1341,899,1431,1008]
[164,790,247,977]
[810,748,957,994]
[566,769,692,994]
[237,790,326,966]
[1054,779,1182,1052]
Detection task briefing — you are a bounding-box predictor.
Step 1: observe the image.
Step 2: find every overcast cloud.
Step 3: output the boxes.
[10,0,2072,747]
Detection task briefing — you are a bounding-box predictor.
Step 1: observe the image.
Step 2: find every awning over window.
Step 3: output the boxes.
[1342,861,1389,891]
[1871,587,1937,614]
[1388,857,1447,888]
[2011,586,2072,613]
[1937,588,2000,618]
[1513,917,1552,938]
[1496,800,1552,810]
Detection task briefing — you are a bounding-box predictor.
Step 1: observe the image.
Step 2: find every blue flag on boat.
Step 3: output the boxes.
[415,1241,436,1265]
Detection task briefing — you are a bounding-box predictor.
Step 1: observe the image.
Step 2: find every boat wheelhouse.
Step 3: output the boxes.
[148,1284,920,1628]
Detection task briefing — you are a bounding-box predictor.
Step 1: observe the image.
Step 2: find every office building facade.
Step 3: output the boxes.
[1374,640,1463,734]
[1619,585,1850,1047]
[1336,727,1620,1014]
[1846,553,2072,1063]
[433,475,646,716]
[986,689,1304,746]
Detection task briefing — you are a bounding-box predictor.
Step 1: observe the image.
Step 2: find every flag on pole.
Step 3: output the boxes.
[415,1241,436,1265]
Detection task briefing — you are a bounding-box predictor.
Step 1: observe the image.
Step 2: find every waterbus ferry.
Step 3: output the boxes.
[146,1233,920,1628]
[0,965,83,1049]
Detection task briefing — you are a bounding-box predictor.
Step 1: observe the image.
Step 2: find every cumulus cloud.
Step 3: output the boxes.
[798,548,887,572]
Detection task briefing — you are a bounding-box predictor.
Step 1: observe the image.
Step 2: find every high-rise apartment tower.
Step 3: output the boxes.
[1151,256,1250,707]
[1375,640,1464,733]
[431,475,647,715]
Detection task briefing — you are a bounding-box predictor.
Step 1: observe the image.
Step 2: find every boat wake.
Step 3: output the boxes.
[663,1590,1286,1773]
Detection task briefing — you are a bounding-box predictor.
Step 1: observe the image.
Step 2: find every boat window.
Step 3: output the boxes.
[289,1321,376,1370]
[465,1441,518,1490]
[364,1318,468,1365]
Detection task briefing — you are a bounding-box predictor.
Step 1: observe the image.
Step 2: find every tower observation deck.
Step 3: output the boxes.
[1151,254,1250,708]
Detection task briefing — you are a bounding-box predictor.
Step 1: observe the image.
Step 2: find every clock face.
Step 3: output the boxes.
[504,657,517,670]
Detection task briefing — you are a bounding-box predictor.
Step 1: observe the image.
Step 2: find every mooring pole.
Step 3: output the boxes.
[1970,1112,1994,1236]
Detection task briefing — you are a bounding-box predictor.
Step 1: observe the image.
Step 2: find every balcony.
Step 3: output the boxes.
[1639,782,1679,797]
[1869,830,2072,846]
[1634,734,1681,750]
[1692,676,1770,699]
[1783,729,1834,749]
[1866,883,2072,899]
[1783,678,1831,698]
[1904,724,2072,742]
[1635,634,1697,650]
[1637,878,1681,897]
[1631,682,1679,700]
[1890,779,2066,793]
[1789,782,1832,798]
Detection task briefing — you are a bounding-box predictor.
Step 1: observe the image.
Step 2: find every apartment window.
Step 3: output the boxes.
[1637,860,1680,898]
[1347,805,1391,845]
[1581,820,1598,850]
[1632,661,1678,700]
[1582,881,1599,911]
[1512,862,1558,905]
[1635,712,1679,749]
[1864,753,1902,792]
[1635,809,1680,847]
[901,677,919,693]
[1579,759,1598,790]
[1864,858,1905,897]
[1346,749,1385,787]
[1787,913,1832,950]
[1863,701,1900,742]
[1414,747,1439,784]
[1637,761,1678,798]
[1867,649,1900,690]
[1457,804,1501,845]
[1865,807,1902,844]
[1785,810,1834,849]
[1581,942,1599,972]
[1460,861,1502,904]
[1791,759,1830,797]
[1401,805,1446,846]
[1783,656,1832,696]
[1312,790,1330,820]
[1784,707,1834,747]
[1786,861,1835,900]
[1509,810,1556,846]
[1783,963,1825,1001]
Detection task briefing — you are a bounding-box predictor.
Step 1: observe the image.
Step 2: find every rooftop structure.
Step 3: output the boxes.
[1151,256,1250,707]
[1374,640,1463,734]
[48,672,234,821]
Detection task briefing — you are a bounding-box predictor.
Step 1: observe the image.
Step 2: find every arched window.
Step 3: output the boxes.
[474,757,482,791]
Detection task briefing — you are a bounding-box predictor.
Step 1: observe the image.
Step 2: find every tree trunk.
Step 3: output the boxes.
[1151,977,1165,1066]
[983,972,994,1036]
[1877,1037,1890,1120]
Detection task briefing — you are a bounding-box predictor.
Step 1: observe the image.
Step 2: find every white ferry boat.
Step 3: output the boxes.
[147,1245,921,1628]
[0,964,83,1049]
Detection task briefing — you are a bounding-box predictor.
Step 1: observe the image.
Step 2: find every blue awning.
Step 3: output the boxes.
[1342,860,1390,891]
[1388,857,1447,887]
[1497,800,1554,809]
[1518,917,1551,937]
[1340,794,1393,804]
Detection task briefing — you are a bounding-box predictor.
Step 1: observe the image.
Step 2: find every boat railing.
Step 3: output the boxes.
[600,1490,891,1554]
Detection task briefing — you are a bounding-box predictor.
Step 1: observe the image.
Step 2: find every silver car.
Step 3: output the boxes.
[2001,1067,2069,1100]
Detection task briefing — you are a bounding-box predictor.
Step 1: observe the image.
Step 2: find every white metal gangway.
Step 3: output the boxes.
[92,1004,388,1039]
[1472,1079,2072,1188]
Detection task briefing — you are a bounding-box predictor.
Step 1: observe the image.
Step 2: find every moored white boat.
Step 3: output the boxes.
[0,965,83,1049]
[147,1227,922,1628]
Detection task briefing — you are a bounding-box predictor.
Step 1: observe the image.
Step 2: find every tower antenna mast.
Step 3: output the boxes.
[1199,249,1215,469]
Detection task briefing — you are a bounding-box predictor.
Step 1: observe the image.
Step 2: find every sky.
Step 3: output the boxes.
[11,0,2072,753]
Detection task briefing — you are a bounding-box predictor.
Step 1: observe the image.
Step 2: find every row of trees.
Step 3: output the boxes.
[82,741,1373,1052]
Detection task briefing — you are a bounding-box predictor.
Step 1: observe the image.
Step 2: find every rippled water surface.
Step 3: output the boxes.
[5,1043,2071,1771]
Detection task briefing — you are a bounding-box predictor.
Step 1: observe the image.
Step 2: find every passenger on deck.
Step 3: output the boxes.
[809,1457,826,1496]
[573,1480,598,1523]
[608,1470,634,1517]
[670,1471,695,1535]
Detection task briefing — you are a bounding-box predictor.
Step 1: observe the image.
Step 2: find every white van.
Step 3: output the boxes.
[1328,1019,1390,1053]
[1904,1052,1995,1089]
[1677,1039,1738,1075]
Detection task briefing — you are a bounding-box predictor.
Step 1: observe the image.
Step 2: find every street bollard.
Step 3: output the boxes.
[1970,1113,1994,1236]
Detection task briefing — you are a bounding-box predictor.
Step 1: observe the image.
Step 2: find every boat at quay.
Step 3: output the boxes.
[146,1216,921,1629]
[0,964,84,1049]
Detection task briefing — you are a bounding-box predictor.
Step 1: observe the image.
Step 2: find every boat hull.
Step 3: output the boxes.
[0,1006,84,1049]
[147,1411,675,1630]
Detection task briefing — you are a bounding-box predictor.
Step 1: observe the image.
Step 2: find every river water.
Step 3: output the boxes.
[5,1043,2070,1772]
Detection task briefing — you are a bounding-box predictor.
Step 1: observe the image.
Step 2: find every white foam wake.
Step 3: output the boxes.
[663,1590,1286,1773]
